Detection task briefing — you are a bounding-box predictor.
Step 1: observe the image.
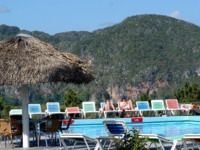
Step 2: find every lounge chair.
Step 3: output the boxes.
[103,120,129,138]
[28,104,46,119]
[102,120,178,150]
[101,120,131,149]
[82,102,100,118]
[45,102,66,118]
[9,108,38,145]
[65,107,83,119]
[140,134,178,150]
[60,133,102,150]
[182,134,200,150]
[136,101,154,117]
[9,109,22,120]
[180,104,192,116]
[99,102,105,112]
[151,100,166,116]
[99,101,119,118]
[165,99,182,116]
[117,101,138,117]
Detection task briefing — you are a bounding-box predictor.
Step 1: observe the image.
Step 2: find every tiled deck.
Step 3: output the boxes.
[0,139,198,150]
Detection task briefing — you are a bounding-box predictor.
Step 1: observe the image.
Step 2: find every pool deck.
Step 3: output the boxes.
[2,116,200,149]
[0,139,198,150]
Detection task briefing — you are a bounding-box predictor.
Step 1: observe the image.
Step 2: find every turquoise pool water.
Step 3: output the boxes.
[68,116,200,139]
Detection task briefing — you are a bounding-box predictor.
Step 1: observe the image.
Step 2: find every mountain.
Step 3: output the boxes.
[1,14,200,105]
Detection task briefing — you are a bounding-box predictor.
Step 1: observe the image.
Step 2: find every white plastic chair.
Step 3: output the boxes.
[82,102,100,118]
[151,100,166,116]
[45,102,66,117]
[136,101,154,116]
[28,104,46,118]
[165,99,182,116]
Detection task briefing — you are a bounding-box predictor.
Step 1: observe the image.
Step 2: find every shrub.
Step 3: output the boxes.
[112,129,148,150]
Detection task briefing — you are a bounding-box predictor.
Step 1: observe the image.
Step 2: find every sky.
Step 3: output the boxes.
[0,0,200,35]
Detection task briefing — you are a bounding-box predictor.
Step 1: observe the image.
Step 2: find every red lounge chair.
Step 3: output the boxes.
[65,107,83,119]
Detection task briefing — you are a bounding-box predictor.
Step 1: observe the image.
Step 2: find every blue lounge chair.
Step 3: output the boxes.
[102,120,178,150]
[45,102,66,118]
[28,104,46,118]
[103,120,128,138]
[136,101,154,116]
[101,120,129,149]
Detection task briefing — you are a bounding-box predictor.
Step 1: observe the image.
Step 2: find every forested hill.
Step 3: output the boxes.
[1,14,200,105]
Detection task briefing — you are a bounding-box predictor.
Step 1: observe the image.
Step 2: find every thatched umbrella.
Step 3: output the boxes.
[0,34,95,148]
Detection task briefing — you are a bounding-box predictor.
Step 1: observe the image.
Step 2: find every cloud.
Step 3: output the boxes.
[169,11,181,19]
[0,6,10,13]
[100,21,115,27]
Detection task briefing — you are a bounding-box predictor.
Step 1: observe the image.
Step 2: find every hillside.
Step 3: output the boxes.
[1,14,200,105]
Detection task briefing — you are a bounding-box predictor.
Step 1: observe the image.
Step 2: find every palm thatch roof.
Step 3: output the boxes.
[0,34,95,85]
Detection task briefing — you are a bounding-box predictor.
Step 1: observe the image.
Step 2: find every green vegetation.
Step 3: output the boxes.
[1,14,200,106]
[113,129,148,150]
[175,82,200,103]
[138,93,151,101]
[64,88,83,108]
[0,97,11,119]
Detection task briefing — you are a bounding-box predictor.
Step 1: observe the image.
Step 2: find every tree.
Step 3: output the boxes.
[174,82,200,103]
[0,97,11,119]
[1,105,11,119]
[150,91,158,99]
[64,89,83,108]
[138,93,151,104]
[0,97,4,118]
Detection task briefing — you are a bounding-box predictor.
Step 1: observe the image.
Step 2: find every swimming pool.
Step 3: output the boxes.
[68,116,200,139]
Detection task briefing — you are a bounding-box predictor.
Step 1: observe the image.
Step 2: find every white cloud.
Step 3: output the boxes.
[0,6,10,13]
[169,11,181,19]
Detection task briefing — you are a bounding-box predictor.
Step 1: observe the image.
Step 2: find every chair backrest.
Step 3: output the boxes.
[100,102,105,109]
[9,109,22,116]
[0,120,12,135]
[45,119,60,132]
[180,104,193,109]
[46,102,61,113]
[0,119,22,136]
[103,120,129,137]
[29,104,42,114]
[136,101,150,110]
[0,119,6,133]
[165,99,180,110]
[65,107,80,112]
[82,102,96,112]
[9,109,22,120]
[151,100,165,110]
